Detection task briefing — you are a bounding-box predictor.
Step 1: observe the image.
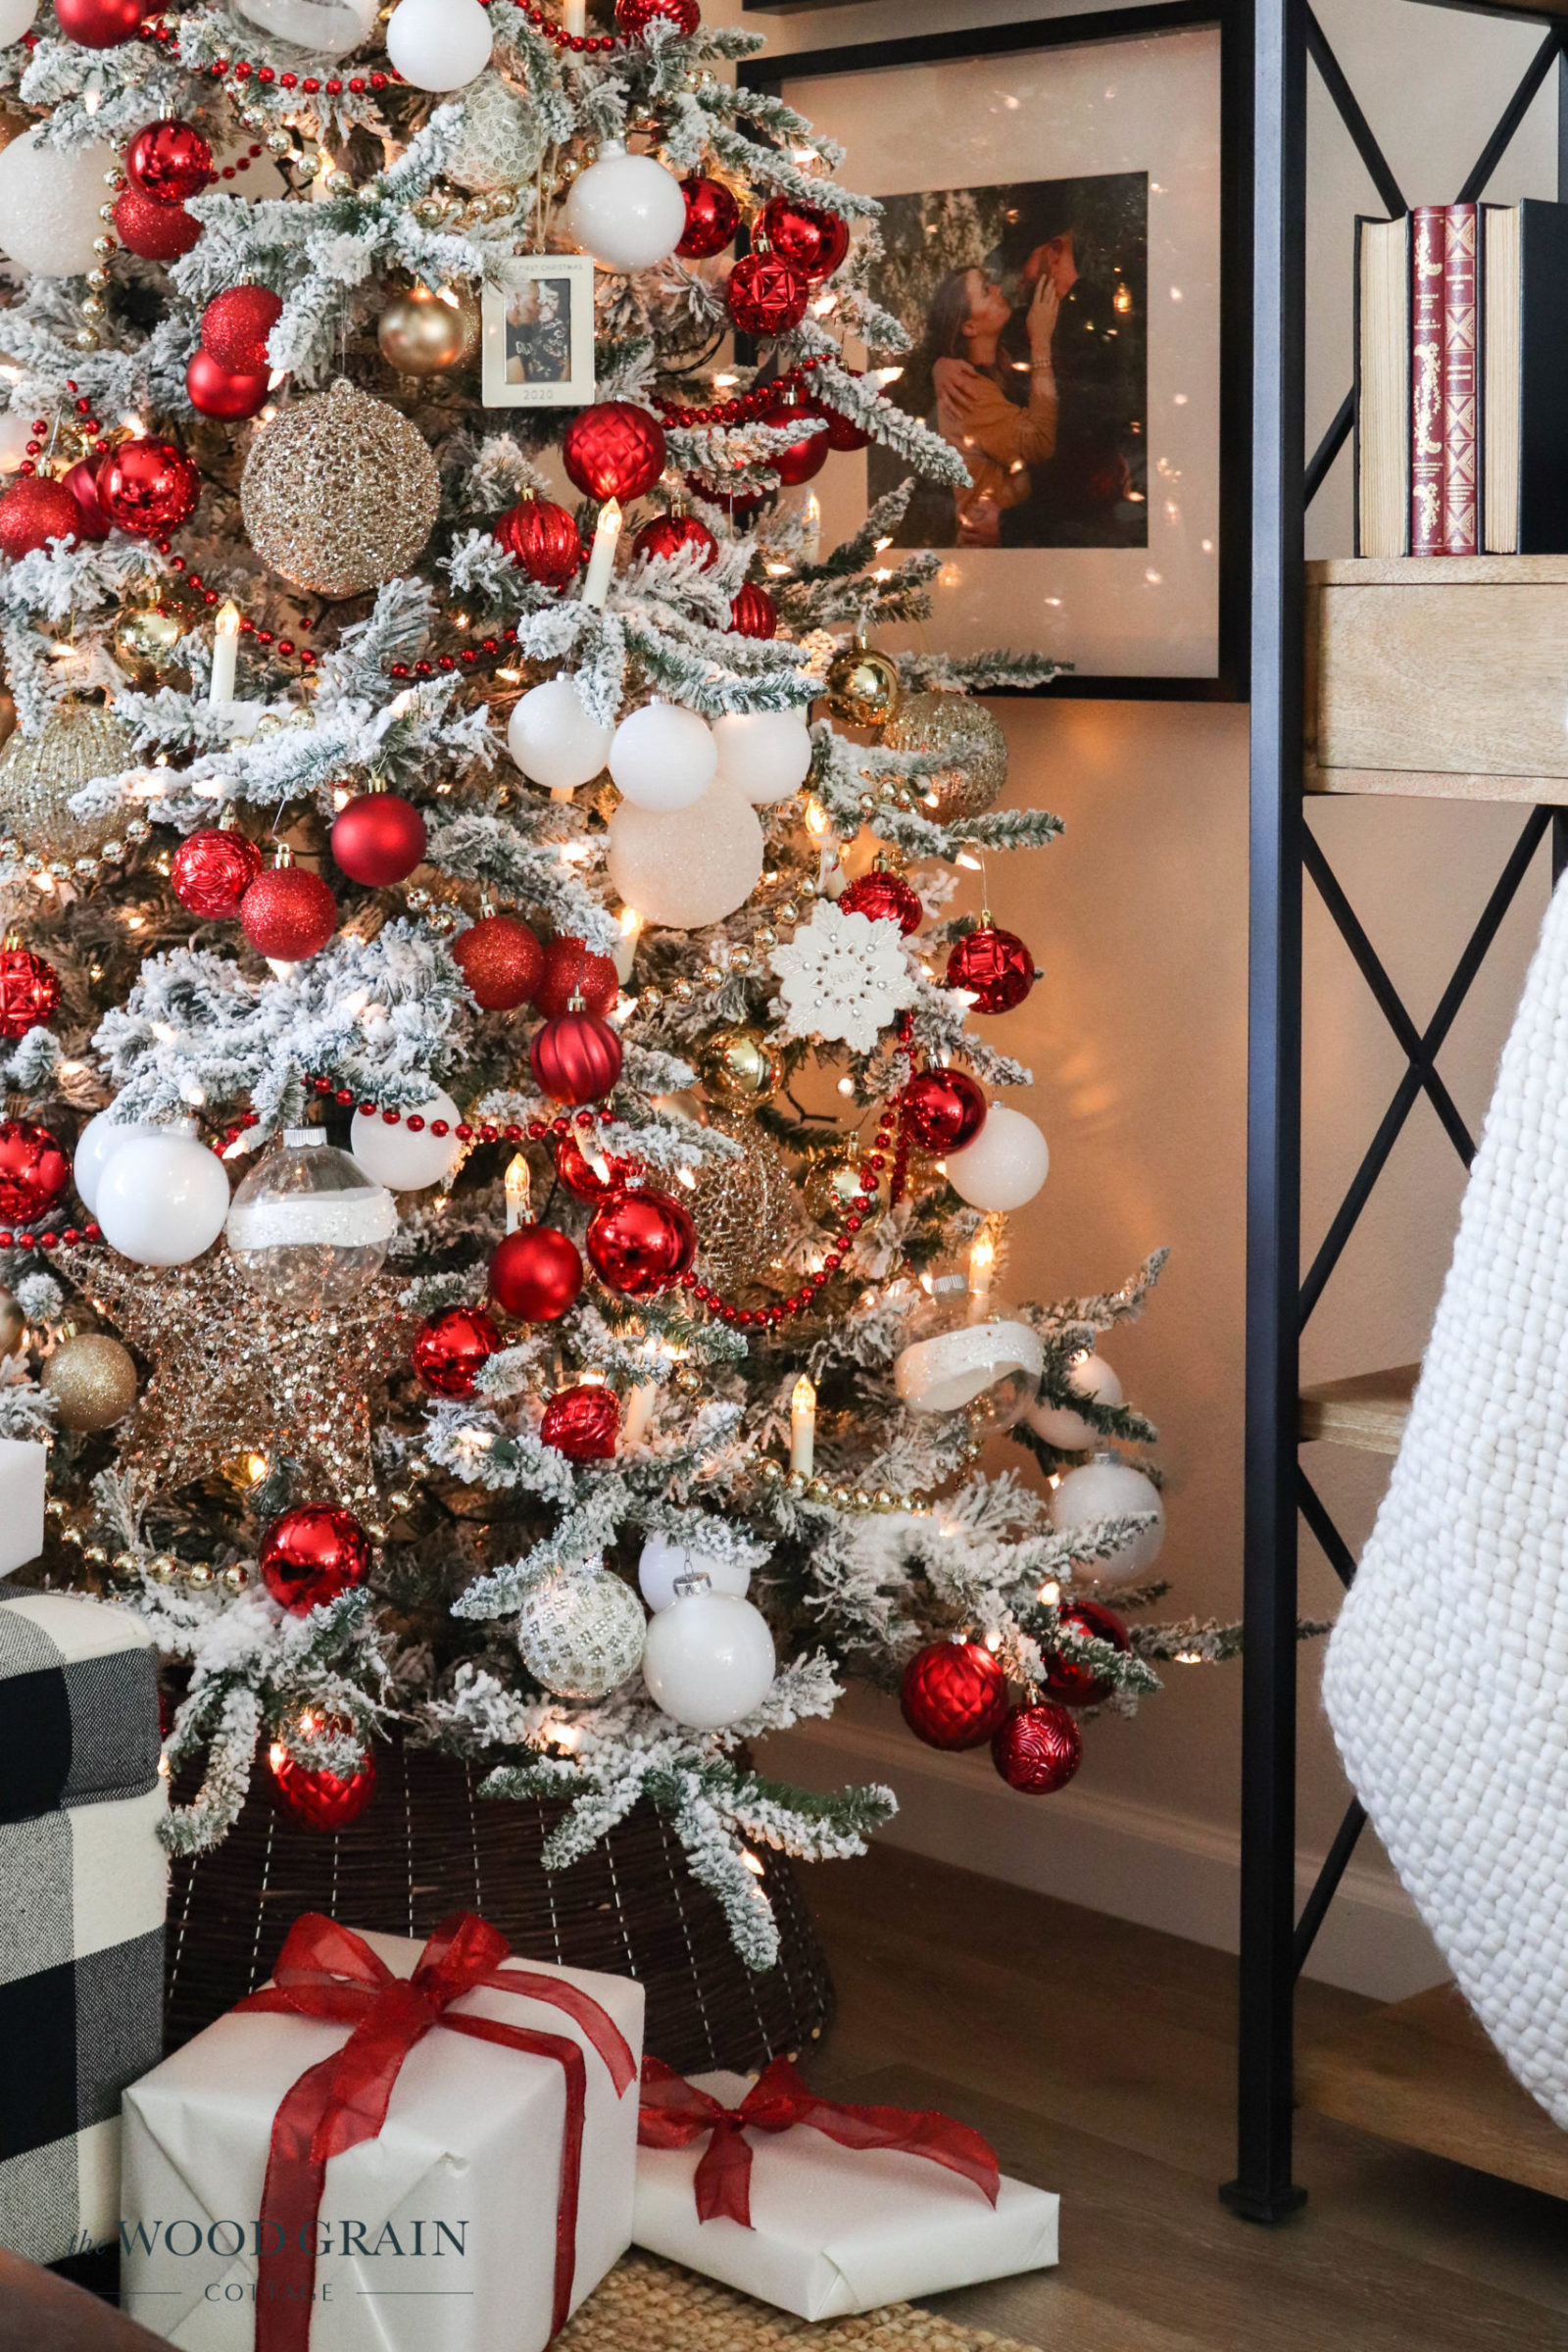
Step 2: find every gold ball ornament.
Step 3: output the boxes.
[882,691,1009,823]
[825,639,902,729]
[0,690,15,751]
[0,701,136,860]
[240,378,441,600]
[700,1026,783,1112]
[688,1109,799,1293]
[377,285,468,377]
[803,1143,868,1232]
[43,1332,138,1432]
[112,606,185,684]
[0,1286,23,1354]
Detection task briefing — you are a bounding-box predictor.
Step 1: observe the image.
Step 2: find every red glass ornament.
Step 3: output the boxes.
[840,869,922,934]
[331,790,427,887]
[947,925,1035,1015]
[902,1068,987,1152]
[585,1187,695,1298]
[97,438,200,536]
[614,0,700,35]
[726,252,808,338]
[240,863,338,961]
[532,935,618,1020]
[125,120,214,204]
[1042,1598,1130,1709]
[412,1304,502,1398]
[729,583,778,639]
[541,1382,620,1460]
[0,477,80,561]
[61,459,110,541]
[259,1503,371,1615]
[171,826,264,918]
[531,1008,623,1104]
[758,196,851,285]
[757,398,827,488]
[810,392,871,454]
[493,496,583,588]
[270,1743,378,1832]
[677,175,740,260]
[684,471,765,523]
[0,1119,68,1222]
[632,513,718,569]
[453,913,543,1011]
[555,1132,634,1203]
[562,402,667,504]
[992,1700,1083,1794]
[900,1639,1009,1751]
[488,1224,584,1322]
[114,185,201,263]
[201,284,283,375]
[54,0,142,44]
[0,947,60,1038]
[186,348,270,420]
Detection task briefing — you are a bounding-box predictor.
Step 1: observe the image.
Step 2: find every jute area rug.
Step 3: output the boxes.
[558,2251,1035,2351]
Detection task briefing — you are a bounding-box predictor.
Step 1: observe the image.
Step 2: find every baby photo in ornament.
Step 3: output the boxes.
[482,255,596,409]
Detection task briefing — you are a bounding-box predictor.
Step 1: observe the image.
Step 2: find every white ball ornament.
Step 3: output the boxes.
[0,410,32,475]
[610,701,717,813]
[1048,1455,1166,1585]
[607,777,764,931]
[384,0,492,90]
[945,1104,1050,1212]
[350,1092,465,1192]
[637,1533,752,1614]
[1026,1353,1123,1450]
[73,1109,159,1218]
[642,1587,776,1730]
[94,1121,230,1268]
[232,0,376,53]
[0,0,37,49]
[0,132,119,277]
[710,710,813,807]
[564,141,687,274]
[517,1565,647,1701]
[508,676,614,794]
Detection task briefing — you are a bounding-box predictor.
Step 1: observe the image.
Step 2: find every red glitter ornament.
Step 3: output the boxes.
[726,251,808,338]
[0,1119,69,1222]
[453,913,543,1011]
[54,0,142,44]
[810,392,872,453]
[412,1304,503,1398]
[840,869,922,934]
[900,1640,1009,1751]
[541,1383,620,1461]
[171,826,264,919]
[757,398,828,488]
[0,946,60,1038]
[614,0,700,35]
[61,459,110,540]
[488,1224,584,1322]
[186,348,270,420]
[555,1132,635,1203]
[947,925,1035,1015]
[902,1068,987,1152]
[585,1187,695,1298]
[97,438,200,536]
[530,1007,623,1104]
[270,1743,378,1832]
[677,174,740,260]
[758,198,851,285]
[260,1503,371,1615]
[493,496,583,588]
[0,477,80,561]
[632,513,718,569]
[125,120,214,205]
[729,583,778,639]
[562,402,667,504]
[331,789,427,888]
[1042,1598,1130,1709]
[201,284,283,376]
[533,935,619,1020]
[240,860,338,962]
[114,185,202,263]
[992,1700,1083,1794]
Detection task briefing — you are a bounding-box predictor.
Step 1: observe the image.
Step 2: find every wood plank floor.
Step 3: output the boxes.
[799,1845,1568,2352]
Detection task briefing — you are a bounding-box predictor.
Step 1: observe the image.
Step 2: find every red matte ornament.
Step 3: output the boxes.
[533,935,619,1019]
[902,1068,987,1152]
[757,398,827,488]
[729,583,778,639]
[54,0,142,44]
[270,1743,379,1832]
[677,175,740,260]
[585,1186,695,1298]
[61,459,110,540]
[201,284,283,375]
[615,0,699,34]
[331,790,427,887]
[555,1132,635,1203]
[947,925,1035,1015]
[114,185,202,262]
[839,869,922,934]
[531,1008,623,1105]
[0,1119,69,1221]
[0,477,81,560]
[1042,1598,1130,1709]
[0,947,60,1037]
[453,913,543,1011]
[992,1699,1083,1793]
[758,196,851,285]
[125,120,214,204]
[494,496,582,588]
[900,1639,1009,1751]
[97,437,200,536]
[171,826,264,918]
[240,862,338,961]
[726,251,808,338]
[541,1382,620,1460]
[562,402,667,504]
[259,1503,372,1615]
[186,348,270,420]
[488,1223,584,1322]
[632,513,718,569]
[412,1304,503,1398]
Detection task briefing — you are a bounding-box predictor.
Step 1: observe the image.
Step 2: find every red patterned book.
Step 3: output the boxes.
[1409,205,1446,555]
[1442,202,1480,552]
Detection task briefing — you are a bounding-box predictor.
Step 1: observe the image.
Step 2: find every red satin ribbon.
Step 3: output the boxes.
[637,2054,1001,2229]
[233,1911,635,2352]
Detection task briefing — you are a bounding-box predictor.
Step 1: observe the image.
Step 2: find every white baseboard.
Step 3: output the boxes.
[760,1717,1446,2004]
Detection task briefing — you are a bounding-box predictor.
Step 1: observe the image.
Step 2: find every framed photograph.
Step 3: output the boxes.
[741,2,1249,698]
[481,254,597,409]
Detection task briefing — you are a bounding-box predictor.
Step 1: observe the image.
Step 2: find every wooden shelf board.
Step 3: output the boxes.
[1299,1983,1568,2201]
[1304,761,1568,803]
[1298,1363,1418,1453]
[1307,556,1568,584]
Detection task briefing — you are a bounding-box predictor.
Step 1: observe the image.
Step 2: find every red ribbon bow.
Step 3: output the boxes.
[233,1911,636,2352]
[636,2054,1000,2230]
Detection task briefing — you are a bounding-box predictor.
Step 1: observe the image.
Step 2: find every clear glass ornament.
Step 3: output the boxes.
[225,1127,396,1309]
[894,1269,1044,1427]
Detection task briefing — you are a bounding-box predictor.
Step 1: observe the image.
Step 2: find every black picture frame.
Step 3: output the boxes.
[739,1,1252,701]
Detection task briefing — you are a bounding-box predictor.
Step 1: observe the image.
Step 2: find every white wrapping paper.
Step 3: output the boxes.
[632,2070,1058,2321]
[121,1929,644,2352]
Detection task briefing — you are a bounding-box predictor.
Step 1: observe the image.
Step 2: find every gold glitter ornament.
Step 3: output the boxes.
[688,1109,798,1292]
[240,378,440,599]
[377,284,468,377]
[0,701,135,859]
[882,691,1009,824]
[824,635,901,729]
[42,1330,138,1431]
[803,1141,867,1232]
[700,1025,783,1112]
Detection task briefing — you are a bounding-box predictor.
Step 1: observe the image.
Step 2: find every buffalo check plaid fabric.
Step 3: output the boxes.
[0,1584,166,2264]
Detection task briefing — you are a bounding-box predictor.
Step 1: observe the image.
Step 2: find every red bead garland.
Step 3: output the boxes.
[652,356,826,430]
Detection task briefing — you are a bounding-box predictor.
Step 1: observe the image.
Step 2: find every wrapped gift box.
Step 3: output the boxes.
[122,1923,644,2352]
[633,2067,1058,2321]
[0,1575,167,2266]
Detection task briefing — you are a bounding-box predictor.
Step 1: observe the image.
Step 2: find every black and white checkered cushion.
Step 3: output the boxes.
[0,1584,167,2265]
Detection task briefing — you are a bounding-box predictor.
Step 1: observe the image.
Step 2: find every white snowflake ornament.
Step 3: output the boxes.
[770,900,919,1054]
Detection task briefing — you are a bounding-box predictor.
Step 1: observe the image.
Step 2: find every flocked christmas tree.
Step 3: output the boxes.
[0,0,1227,1969]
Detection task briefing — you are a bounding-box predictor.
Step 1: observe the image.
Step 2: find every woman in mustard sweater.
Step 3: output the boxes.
[924,267,1059,545]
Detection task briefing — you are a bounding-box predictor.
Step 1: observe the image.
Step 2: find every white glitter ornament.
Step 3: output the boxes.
[710,709,813,807]
[945,1104,1050,1212]
[385,0,492,90]
[606,777,763,930]
[1026,1352,1123,1449]
[225,1128,396,1308]
[610,700,716,813]
[642,1586,776,1729]
[770,899,918,1055]
[508,676,613,794]
[517,1563,647,1700]
[447,74,546,194]
[240,379,440,599]
[1048,1454,1165,1585]
[349,1091,465,1192]
[231,0,376,54]
[0,131,117,276]
[564,142,686,273]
